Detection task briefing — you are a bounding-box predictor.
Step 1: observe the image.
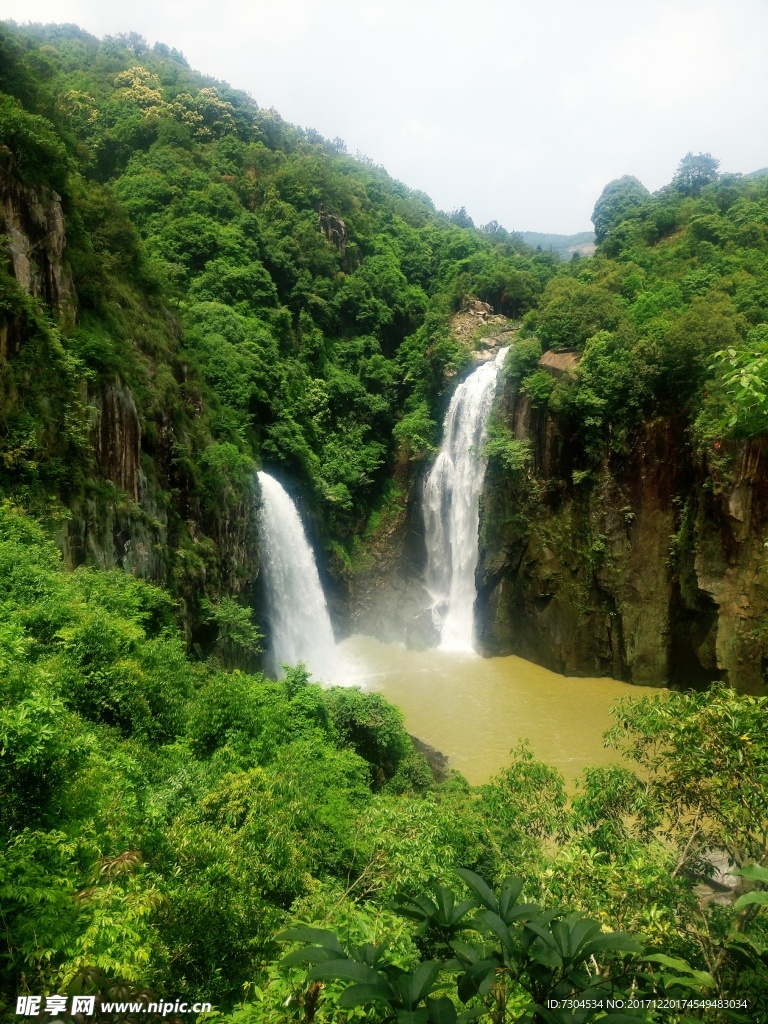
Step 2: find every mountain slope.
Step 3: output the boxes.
[0,20,558,646]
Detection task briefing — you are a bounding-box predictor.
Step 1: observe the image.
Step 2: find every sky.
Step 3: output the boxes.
[2,0,767,234]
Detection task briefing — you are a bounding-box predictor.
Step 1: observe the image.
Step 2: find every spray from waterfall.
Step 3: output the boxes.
[256,470,339,680]
[422,347,509,651]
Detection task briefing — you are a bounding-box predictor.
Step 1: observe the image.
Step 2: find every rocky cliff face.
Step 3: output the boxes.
[339,317,516,652]
[0,171,76,325]
[57,376,169,582]
[476,375,768,695]
[1,169,259,638]
[336,455,438,649]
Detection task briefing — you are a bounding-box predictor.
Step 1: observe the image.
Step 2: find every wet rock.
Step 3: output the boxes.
[343,457,438,646]
[410,735,450,781]
[92,381,142,502]
[405,605,440,650]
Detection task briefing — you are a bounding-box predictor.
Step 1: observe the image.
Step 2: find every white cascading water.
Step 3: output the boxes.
[256,470,339,680]
[422,347,509,651]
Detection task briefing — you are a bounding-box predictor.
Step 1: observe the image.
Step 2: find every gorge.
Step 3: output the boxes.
[256,350,659,785]
[2,21,768,1014]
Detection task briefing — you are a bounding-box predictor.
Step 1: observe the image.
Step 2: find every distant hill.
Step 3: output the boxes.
[518,230,596,260]
[745,168,768,180]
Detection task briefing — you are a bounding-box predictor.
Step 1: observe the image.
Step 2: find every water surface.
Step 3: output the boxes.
[339,635,660,786]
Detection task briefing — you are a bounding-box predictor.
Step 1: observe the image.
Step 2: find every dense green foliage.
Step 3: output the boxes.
[0,21,556,553]
[0,502,431,1007]
[275,869,713,1023]
[3,20,768,1024]
[2,506,767,1020]
[510,158,768,457]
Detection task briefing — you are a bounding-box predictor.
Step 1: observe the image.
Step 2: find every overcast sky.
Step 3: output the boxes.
[2,0,767,233]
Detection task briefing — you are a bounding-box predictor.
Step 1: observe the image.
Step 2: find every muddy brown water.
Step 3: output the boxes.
[338,635,662,786]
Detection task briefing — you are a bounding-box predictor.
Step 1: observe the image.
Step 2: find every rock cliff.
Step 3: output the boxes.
[338,455,436,648]
[0,169,76,324]
[0,167,259,641]
[476,371,768,694]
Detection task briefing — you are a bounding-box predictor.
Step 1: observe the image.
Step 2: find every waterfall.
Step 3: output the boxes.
[256,470,339,680]
[422,348,509,651]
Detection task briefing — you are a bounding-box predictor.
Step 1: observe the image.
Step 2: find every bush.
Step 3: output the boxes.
[325,687,412,786]
[504,337,542,380]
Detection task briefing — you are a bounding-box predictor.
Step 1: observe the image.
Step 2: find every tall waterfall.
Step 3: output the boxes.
[422,348,509,651]
[257,470,339,680]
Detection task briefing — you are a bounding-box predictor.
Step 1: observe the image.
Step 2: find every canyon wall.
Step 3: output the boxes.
[476,374,768,694]
[0,168,259,636]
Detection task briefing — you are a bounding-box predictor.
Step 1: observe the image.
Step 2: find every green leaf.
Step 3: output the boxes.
[449,940,481,964]
[395,897,436,921]
[276,926,345,953]
[645,955,715,989]
[308,959,382,985]
[451,899,479,923]
[472,909,515,955]
[580,930,644,959]
[397,1010,429,1024]
[280,946,340,967]
[559,915,599,960]
[338,982,393,1008]
[528,941,562,970]
[504,903,541,923]
[454,868,498,913]
[646,953,701,973]
[736,864,768,883]
[456,1010,485,1024]
[456,959,497,1002]
[497,876,525,920]
[523,918,561,951]
[734,890,768,911]
[351,941,390,968]
[397,961,441,1009]
[433,885,456,920]
[426,996,457,1024]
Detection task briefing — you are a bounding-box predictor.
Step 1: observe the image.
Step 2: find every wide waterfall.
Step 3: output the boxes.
[422,347,509,651]
[256,470,339,680]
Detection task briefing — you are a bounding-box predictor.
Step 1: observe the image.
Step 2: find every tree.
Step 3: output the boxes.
[709,325,768,436]
[605,686,768,873]
[591,176,650,244]
[449,207,475,229]
[530,277,627,352]
[671,152,720,197]
[278,869,712,1023]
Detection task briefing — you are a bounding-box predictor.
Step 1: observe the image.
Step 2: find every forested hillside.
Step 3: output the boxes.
[3,19,768,1023]
[0,21,557,644]
[477,159,768,692]
[2,501,767,1019]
